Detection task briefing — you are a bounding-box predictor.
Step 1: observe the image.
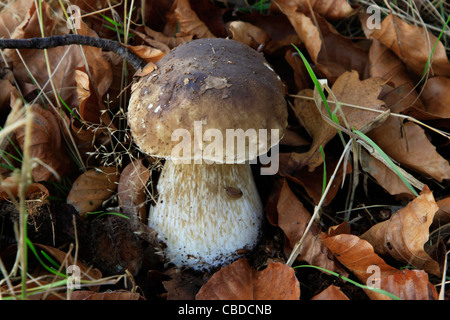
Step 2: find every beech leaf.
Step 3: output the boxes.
[15,105,72,182]
[117,159,151,221]
[322,233,438,300]
[367,14,450,77]
[66,166,120,216]
[360,186,441,276]
[275,180,347,274]
[195,258,300,300]
[311,284,349,300]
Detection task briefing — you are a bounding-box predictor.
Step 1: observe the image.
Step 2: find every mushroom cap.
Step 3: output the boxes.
[128,38,287,163]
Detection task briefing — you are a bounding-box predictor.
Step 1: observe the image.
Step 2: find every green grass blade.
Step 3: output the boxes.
[294,264,401,300]
[291,44,346,146]
[421,13,450,79]
[26,239,66,278]
[353,129,419,197]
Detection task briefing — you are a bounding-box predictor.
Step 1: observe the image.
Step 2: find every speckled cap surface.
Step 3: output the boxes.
[128,38,287,163]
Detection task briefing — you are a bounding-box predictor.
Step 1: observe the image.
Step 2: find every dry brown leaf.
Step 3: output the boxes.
[227,21,270,50]
[361,186,441,276]
[8,3,112,108]
[368,14,450,77]
[432,197,450,231]
[290,89,337,171]
[188,0,228,38]
[327,71,387,130]
[34,243,102,282]
[311,284,349,300]
[66,166,120,216]
[272,0,358,21]
[321,233,438,300]
[360,149,415,198]
[0,78,18,114]
[75,68,112,126]
[378,269,438,300]
[0,0,34,39]
[238,13,301,54]
[117,159,151,222]
[287,71,386,172]
[420,76,450,119]
[15,104,72,182]
[142,26,192,49]
[285,48,313,91]
[322,233,398,283]
[70,290,144,300]
[369,39,425,114]
[196,258,300,300]
[125,45,166,65]
[0,176,49,201]
[368,115,450,182]
[170,0,215,39]
[275,179,346,274]
[276,3,369,83]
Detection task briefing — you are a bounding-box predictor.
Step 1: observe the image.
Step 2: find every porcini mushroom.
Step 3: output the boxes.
[127,38,287,269]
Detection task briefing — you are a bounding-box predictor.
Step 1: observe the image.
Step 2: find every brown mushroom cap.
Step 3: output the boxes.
[128,38,287,163]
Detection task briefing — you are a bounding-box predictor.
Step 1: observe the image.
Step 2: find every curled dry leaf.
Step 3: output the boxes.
[75,68,111,126]
[238,13,301,55]
[275,180,347,275]
[142,26,192,49]
[367,14,450,77]
[9,2,112,108]
[0,0,34,39]
[196,258,300,300]
[117,159,151,222]
[276,3,369,83]
[272,0,358,21]
[286,70,386,173]
[170,0,215,39]
[125,45,166,65]
[34,243,102,284]
[368,116,450,182]
[66,166,120,216]
[0,176,49,201]
[369,38,425,114]
[311,284,349,300]
[431,197,450,231]
[15,104,72,182]
[361,186,441,276]
[285,48,313,91]
[321,233,438,300]
[227,21,270,50]
[360,149,415,198]
[290,88,337,171]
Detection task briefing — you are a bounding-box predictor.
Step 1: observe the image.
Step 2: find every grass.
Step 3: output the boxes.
[294,264,402,300]
[0,0,133,300]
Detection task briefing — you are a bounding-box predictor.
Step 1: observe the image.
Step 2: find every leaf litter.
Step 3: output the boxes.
[0,0,449,301]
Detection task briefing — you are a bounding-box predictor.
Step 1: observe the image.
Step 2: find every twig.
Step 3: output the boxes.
[0,35,146,70]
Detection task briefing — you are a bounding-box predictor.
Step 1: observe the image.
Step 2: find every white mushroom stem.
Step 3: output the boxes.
[148,160,263,269]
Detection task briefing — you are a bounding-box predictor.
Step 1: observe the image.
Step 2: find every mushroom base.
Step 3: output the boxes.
[148,160,263,270]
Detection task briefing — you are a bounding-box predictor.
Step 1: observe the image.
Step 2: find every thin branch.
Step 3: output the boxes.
[0,35,146,70]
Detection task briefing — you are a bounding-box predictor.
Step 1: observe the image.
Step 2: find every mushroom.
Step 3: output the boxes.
[127,38,287,270]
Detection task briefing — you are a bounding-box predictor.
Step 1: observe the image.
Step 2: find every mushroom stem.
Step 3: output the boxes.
[149,160,263,269]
